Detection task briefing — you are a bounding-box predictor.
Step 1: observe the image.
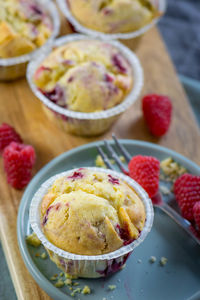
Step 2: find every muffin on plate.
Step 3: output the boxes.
[0,0,53,58]
[67,0,159,34]
[41,168,146,255]
[33,39,133,113]
[30,167,153,278]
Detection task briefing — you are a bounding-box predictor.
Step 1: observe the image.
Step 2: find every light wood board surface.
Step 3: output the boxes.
[0,20,200,300]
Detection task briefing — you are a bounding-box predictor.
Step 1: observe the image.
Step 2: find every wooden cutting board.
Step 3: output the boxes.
[0,19,200,300]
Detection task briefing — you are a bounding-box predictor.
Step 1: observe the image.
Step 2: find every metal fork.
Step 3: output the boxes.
[97,133,200,246]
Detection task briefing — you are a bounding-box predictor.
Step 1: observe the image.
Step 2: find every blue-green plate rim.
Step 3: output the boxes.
[17,139,200,299]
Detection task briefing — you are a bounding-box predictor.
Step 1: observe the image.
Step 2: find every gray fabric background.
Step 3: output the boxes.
[158,0,200,81]
[0,1,200,299]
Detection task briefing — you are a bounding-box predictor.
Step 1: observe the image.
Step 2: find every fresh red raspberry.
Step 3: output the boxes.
[193,202,200,230]
[0,123,22,152]
[3,142,36,189]
[174,174,200,221]
[142,94,172,137]
[128,155,160,198]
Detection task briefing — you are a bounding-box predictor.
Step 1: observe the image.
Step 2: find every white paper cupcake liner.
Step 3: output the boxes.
[0,0,60,81]
[29,167,154,278]
[27,34,143,136]
[56,0,166,40]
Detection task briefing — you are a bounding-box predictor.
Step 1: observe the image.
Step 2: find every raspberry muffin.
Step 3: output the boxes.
[0,0,53,58]
[33,39,133,113]
[67,0,159,34]
[41,168,146,255]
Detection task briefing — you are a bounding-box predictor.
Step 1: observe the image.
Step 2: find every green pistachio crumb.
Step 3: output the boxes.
[149,256,156,263]
[160,257,168,266]
[54,279,64,288]
[120,156,125,162]
[26,233,41,247]
[71,288,81,296]
[108,285,116,291]
[65,278,72,286]
[65,273,78,279]
[81,285,91,294]
[40,252,47,259]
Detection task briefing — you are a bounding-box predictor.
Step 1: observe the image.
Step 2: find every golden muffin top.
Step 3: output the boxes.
[34,39,133,113]
[0,0,52,58]
[41,168,146,255]
[68,0,159,34]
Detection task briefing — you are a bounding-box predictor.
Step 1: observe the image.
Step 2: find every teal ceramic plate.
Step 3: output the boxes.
[17,140,200,300]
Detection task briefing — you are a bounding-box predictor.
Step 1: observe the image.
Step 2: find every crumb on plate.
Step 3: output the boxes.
[160,157,186,181]
[65,273,78,279]
[160,257,168,266]
[95,155,115,168]
[108,285,116,291]
[71,287,81,297]
[81,285,91,294]
[26,232,41,247]
[54,279,64,288]
[149,256,156,263]
[65,278,72,286]
[40,252,47,259]
[50,275,58,281]
[160,185,171,195]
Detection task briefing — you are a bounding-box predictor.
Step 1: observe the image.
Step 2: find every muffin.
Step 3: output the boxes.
[0,0,53,58]
[41,168,146,255]
[33,39,133,113]
[67,0,159,34]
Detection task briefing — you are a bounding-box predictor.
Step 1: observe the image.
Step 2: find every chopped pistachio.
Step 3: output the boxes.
[95,155,115,168]
[64,278,72,286]
[54,279,64,288]
[81,285,91,294]
[50,275,58,281]
[108,285,116,291]
[71,288,81,297]
[160,157,186,181]
[95,155,106,168]
[40,252,47,259]
[149,256,156,263]
[120,156,125,162]
[26,233,41,247]
[73,282,79,286]
[65,273,78,279]
[160,185,171,195]
[160,257,168,266]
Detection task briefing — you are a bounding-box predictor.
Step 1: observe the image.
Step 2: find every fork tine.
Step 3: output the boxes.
[97,146,115,170]
[112,133,132,163]
[104,140,129,173]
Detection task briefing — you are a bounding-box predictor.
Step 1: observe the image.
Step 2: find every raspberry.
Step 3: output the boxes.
[128,155,160,198]
[3,142,36,189]
[142,94,172,137]
[0,123,22,152]
[174,174,200,221]
[193,202,200,231]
